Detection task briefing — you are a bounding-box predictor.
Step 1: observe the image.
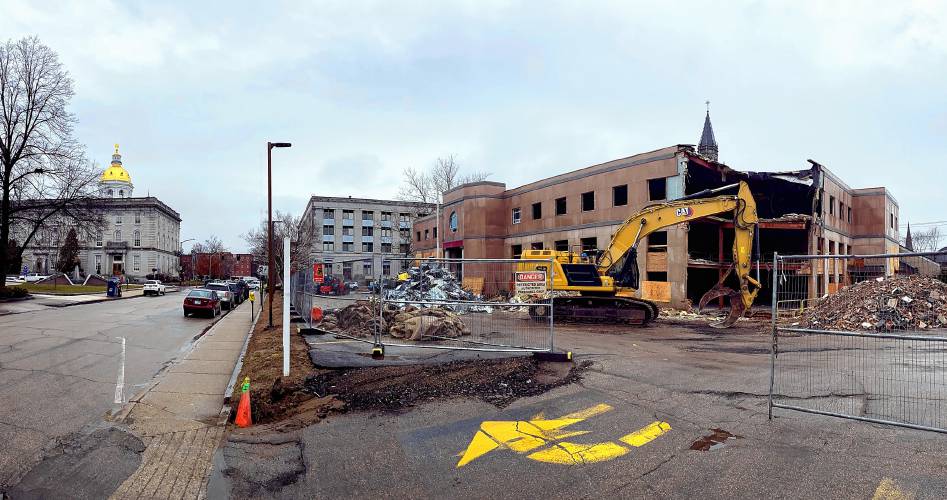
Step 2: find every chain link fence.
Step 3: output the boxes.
[291,257,556,353]
[768,251,947,433]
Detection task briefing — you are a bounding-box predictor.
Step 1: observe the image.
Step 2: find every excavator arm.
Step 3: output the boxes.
[597,181,761,328]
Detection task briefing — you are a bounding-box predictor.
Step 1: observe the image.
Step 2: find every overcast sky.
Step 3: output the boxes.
[4,0,946,251]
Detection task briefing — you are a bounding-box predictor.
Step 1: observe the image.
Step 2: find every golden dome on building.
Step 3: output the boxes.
[101,144,132,183]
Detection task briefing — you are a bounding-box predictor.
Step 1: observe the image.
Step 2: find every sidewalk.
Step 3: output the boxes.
[110,299,259,499]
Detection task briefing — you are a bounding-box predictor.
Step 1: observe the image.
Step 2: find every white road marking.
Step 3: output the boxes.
[114,336,126,404]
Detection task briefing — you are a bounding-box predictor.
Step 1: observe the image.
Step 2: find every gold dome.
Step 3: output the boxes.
[101,144,132,183]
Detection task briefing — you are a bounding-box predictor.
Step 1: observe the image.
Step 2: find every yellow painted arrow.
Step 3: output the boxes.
[456,403,671,467]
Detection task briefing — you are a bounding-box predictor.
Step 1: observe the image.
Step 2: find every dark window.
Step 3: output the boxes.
[531,242,543,250]
[648,231,668,252]
[532,202,542,220]
[848,207,852,223]
[416,231,421,241]
[400,243,410,254]
[433,227,437,238]
[361,226,373,236]
[839,201,844,219]
[555,197,567,215]
[424,229,429,240]
[890,213,894,228]
[613,185,628,206]
[511,244,523,259]
[580,237,597,251]
[323,225,335,235]
[829,195,835,215]
[342,242,353,252]
[581,191,595,211]
[381,243,392,253]
[362,242,373,252]
[554,240,569,251]
[648,178,667,201]
[647,272,668,282]
[512,207,521,224]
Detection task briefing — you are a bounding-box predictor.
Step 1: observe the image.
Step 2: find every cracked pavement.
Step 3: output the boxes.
[213,320,947,499]
[0,289,217,492]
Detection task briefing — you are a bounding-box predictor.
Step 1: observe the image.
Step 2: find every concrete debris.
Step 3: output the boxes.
[800,275,947,332]
[317,300,471,341]
[384,263,491,312]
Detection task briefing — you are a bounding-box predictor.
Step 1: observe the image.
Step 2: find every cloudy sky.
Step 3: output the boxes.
[3,0,946,251]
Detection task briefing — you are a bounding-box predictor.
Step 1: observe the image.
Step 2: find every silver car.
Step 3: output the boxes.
[204,282,234,310]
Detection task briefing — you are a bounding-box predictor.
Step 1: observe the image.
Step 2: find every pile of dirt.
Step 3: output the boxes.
[799,275,947,331]
[305,357,587,411]
[318,301,470,340]
[231,292,332,427]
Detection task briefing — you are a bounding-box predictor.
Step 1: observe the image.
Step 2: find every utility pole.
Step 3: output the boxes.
[267,141,291,327]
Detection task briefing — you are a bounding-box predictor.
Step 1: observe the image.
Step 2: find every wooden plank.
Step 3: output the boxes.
[646,251,668,272]
[463,276,485,295]
[641,281,671,303]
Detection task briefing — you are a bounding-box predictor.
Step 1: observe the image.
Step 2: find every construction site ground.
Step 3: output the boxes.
[210,318,947,499]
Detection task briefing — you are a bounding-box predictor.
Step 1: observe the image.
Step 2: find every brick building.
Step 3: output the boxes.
[182,252,255,279]
[413,136,907,309]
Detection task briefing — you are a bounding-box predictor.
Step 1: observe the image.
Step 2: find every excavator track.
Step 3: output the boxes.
[528,296,659,326]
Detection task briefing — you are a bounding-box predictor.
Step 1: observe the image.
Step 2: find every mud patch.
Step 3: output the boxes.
[307,357,588,412]
[690,428,739,451]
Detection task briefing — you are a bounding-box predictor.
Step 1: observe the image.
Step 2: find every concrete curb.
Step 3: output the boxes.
[223,303,263,404]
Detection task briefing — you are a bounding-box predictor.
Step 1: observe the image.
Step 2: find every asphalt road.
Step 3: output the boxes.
[214,321,947,499]
[0,289,220,489]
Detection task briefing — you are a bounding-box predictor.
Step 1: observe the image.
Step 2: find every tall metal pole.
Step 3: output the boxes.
[267,143,274,327]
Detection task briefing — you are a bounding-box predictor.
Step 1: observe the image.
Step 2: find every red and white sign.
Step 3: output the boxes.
[514,271,547,293]
[312,263,325,284]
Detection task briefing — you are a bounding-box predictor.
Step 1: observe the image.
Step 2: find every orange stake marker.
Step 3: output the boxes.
[235,376,252,427]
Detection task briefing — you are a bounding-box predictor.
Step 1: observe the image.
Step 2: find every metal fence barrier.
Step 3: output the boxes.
[768,251,947,433]
[291,257,556,353]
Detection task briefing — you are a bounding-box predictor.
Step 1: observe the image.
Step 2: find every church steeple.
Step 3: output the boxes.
[905,223,913,251]
[698,101,719,162]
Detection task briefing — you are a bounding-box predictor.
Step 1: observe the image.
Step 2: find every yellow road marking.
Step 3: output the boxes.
[527,441,629,464]
[619,421,672,447]
[873,478,914,500]
[456,404,671,467]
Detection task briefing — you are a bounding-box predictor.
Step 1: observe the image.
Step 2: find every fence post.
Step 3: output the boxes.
[768,252,778,420]
[548,258,555,353]
[282,236,290,377]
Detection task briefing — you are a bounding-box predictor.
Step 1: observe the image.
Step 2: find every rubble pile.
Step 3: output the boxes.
[316,300,381,338]
[385,264,491,312]
[799,275,947,332]
[317,301,471,341]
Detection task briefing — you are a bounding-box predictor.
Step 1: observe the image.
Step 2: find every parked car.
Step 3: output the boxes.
[22,273,49,283]
[226,281,244,304]
[347,281,359,291]
[143,280,166,296]
[5,275,25,285]
[318,276,349,296]
[183,288,221,317]
[205,282,235,310]
[229,279,249,301]
[244,277,260,290]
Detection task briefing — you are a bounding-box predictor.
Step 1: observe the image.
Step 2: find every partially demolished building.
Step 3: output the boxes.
[412,144,904,309]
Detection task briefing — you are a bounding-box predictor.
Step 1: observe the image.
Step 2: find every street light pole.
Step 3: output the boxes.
[267,141,292,327]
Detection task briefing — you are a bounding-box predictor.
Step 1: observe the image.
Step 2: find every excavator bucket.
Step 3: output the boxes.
[697,265,747,328]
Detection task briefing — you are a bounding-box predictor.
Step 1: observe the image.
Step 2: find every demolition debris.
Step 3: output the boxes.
[317,300,471,341]
[799,275,947,332]
[383,263,493,313]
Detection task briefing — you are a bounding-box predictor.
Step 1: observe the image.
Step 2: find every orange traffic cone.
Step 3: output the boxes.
[235,377,252,427]
[311,306,323,322]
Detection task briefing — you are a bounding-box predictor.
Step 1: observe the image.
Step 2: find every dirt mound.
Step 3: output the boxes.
[305,357,586,411]
[318,301,470,340]
[800,275,947,331]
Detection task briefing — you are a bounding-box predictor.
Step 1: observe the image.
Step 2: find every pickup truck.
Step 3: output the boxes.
[143,280,167,296]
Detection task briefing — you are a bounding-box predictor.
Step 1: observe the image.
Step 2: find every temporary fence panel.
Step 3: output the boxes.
[373,257,556,352]
[291,257,381,345]
[769,251,947,433]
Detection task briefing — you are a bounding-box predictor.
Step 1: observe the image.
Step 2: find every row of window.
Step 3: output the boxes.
[324,209,412,222]
[417,227,438,242]
[324,226,407,238]
[89,253,175,274]
[510,232,670,258]
[826,195,853,223]
[321,242,411,253]
[511,178,667,224]
[114,213,143,225]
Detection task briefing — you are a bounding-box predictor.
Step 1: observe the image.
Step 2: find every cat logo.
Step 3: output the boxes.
[675,207,693,217]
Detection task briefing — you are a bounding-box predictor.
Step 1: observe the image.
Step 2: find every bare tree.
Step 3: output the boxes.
[201,235,227,254]
[241,210,305,273]
[912,226,943,253]
[397,155,490,203]
[0,37,103,276]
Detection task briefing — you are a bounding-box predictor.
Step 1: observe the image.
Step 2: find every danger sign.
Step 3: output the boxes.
[514,271,546,293]
[313,263,325,283]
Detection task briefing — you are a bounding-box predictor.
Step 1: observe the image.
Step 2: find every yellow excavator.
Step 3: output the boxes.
[518,181,761,328]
